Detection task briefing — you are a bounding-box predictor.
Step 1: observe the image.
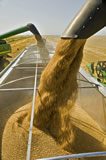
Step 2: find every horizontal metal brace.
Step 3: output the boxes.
[13,67,45,70]
[21,57,50,60]
[0,76,35,88]
[0,88,35,91]
[36,151,106,160]
[15,62,47,67]
[78,86,98,89]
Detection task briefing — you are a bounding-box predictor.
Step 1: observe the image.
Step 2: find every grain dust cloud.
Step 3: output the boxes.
[2,39,86,160]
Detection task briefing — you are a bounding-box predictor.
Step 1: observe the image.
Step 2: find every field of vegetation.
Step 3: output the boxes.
[0,35,106,73]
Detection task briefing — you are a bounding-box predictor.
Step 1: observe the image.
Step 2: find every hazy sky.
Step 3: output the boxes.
[0,0,106,35]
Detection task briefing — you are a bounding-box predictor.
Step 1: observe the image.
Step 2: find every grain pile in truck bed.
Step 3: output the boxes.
[2,39,86,160]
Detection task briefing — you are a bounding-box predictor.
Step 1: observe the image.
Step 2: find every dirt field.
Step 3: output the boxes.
[81,36,106,72]
[5,35,106,73]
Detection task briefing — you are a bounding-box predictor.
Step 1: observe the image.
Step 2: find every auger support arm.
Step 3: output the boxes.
[0,23,45,46]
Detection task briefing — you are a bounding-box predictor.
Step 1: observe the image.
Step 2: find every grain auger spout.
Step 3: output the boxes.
[27,23,45,47]
[0,23,48,69]
[62,0,106,39]
[0,23,45,47]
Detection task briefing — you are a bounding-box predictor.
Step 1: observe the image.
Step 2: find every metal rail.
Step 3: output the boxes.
[0,88,34,91]
[0,76,34,87]
[14,67,44,70]
[26,56,38,160]
[0,23,45,46]
[36,151,106,160]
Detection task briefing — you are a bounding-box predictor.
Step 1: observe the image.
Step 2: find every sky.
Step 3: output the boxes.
[0,0,106,36]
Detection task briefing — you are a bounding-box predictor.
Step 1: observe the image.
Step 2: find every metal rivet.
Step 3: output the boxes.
[97,7,100,10]
[74,35,78,38]
[83,26,85,29]
[90,17,92,19]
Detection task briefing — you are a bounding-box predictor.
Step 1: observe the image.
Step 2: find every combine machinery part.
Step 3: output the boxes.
[0,23,46,70]
[86,62,94,76]
[0,40,11,56]
[96,61,106,80]
[86,61,106,86]
[62,0,106,39]
[61,0,106,84]
[0,40,11,70]
[0,23,45,47]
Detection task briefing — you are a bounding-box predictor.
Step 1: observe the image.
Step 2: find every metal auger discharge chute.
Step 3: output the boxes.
[62,0,106,39]
[0,23,45,48]
[0,23,48,70]
[61,0,106,88]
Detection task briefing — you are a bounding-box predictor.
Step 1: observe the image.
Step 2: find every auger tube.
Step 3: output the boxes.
[0,23,45,46]
[62,0,106,39]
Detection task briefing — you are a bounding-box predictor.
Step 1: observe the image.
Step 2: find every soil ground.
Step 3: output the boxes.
[1,35,105,73]
[81,36,106,72]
